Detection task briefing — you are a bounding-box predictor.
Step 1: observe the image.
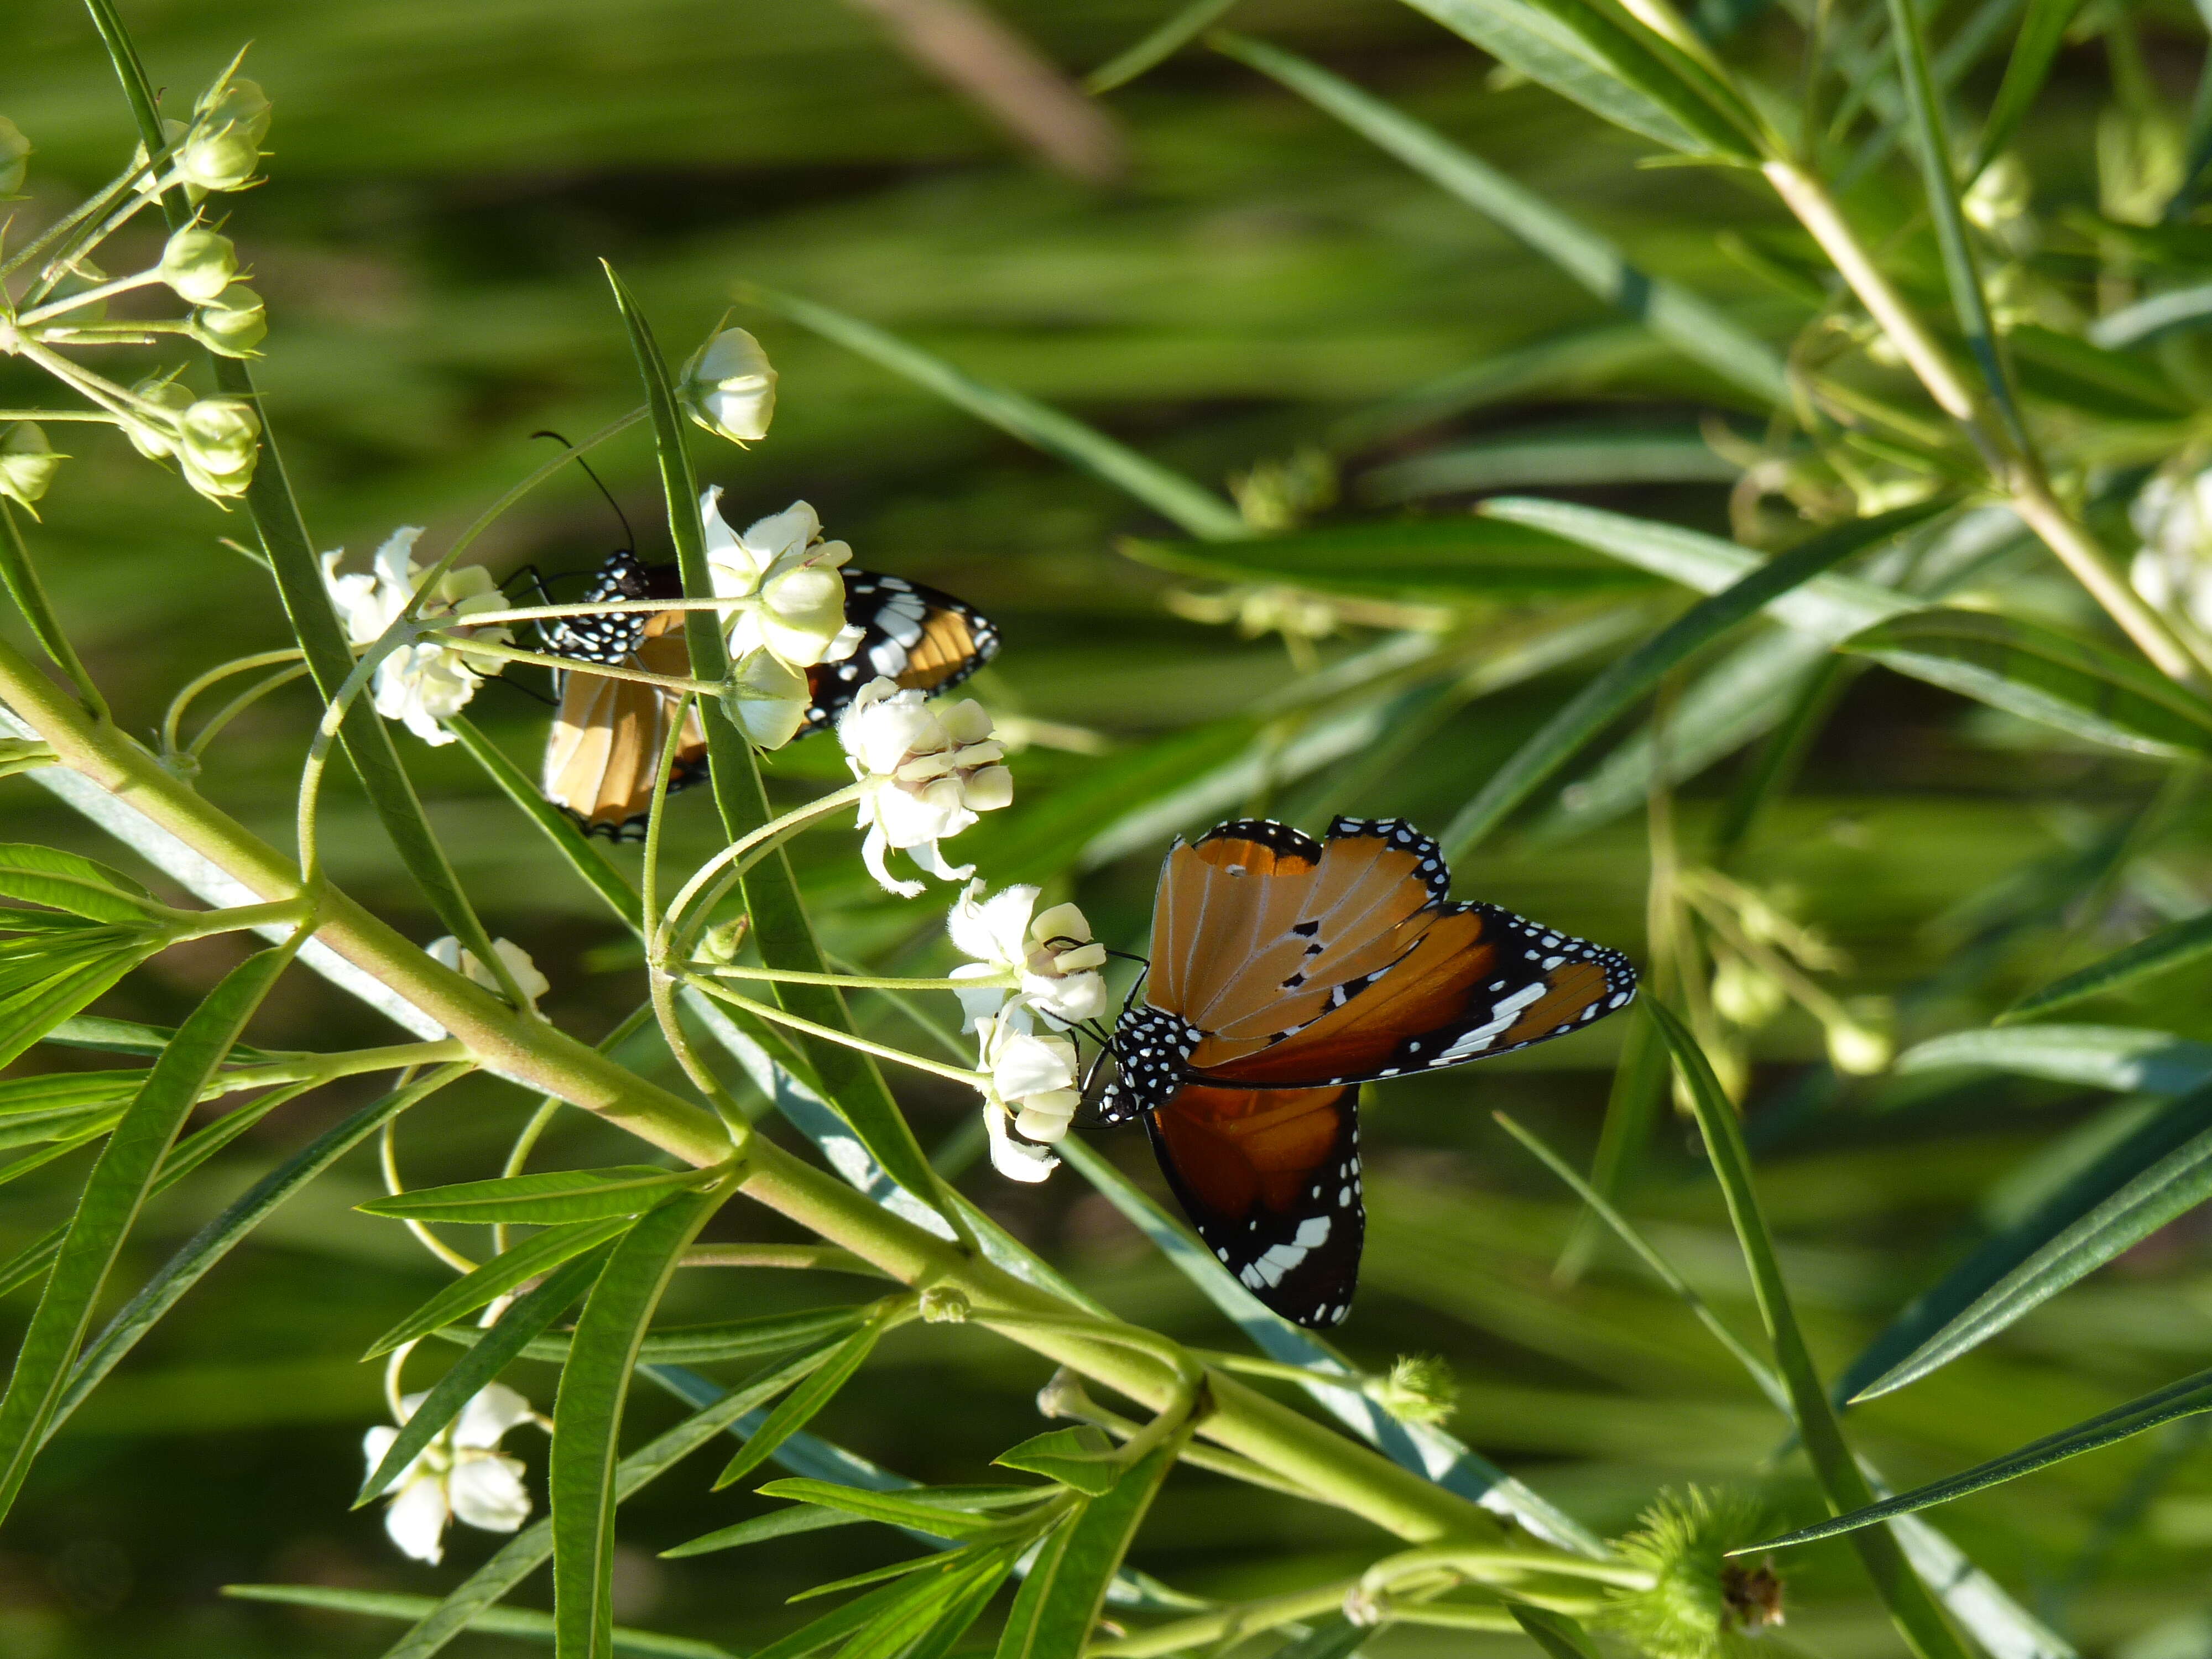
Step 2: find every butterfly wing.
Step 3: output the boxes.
[804,573,1000,734]
[1144,1082,1363,1328]
[541,612,706,839]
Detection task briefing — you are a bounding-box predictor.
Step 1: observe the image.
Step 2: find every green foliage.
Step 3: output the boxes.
[1602,1487,1781,1658]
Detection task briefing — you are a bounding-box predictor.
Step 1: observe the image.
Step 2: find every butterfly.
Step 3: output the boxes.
[1094,815,1636,1328]
[536,549,999,839]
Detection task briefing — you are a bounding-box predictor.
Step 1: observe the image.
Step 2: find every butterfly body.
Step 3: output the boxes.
[1104,815,1635,1327]
[536,550,998,838]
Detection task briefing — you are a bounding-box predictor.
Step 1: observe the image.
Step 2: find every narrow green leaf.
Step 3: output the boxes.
[1390,0,1762,159]
[1756,1364,2212,1551]
[2005,909,2212,1021]
[48,1067,469,1442]
[994,1421,1194,1659]
[1644,1000,1973,1659]
[713,1317,886,1490]
[553,1185,729,1659]
[361,1249,610,1505]
[1844,608,2212,759]
[1118,519,1663,605]
[0,939,165,1072]
[445,715,644,935]
[1444,504,1943,854]
[2007,324,2192,421]
[1214,33,1786,405]
[436,1303,870,1366]
[1364,426,1741,498]
[754,1479,1040,1538]
[43,1013,274,1059]
[660,1503,863,1559]
[737,284,1246,539]
[224,1584,737,1658]
[0,942,291,1521]
[1855,1112,2212,1402]
[753,1552,1015,1659]
[0,844,158,922]
[993,1427,1123,1498]
[364,1218,634,1359]
[1086,0,1241,90]
[1839,1082,2212,1406]
[359,1165,709,1225]
[1509,1605,1606,1659]
[0,1070,140,1145]
[1896,1025,2212,1093]
[1970,0,2088,176]
[0,504,106,721]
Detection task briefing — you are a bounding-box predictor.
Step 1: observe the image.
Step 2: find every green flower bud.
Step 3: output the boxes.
[1369,1354,1457,1426]
[917,1286,971,1324]
[177,397,261,500]
[0,118,29,197]
[680,327,776,444]
[178,81,272,195]
[0,424,64,513]
[125,374,197,461]
[194,76,273,143]
[159,225,240,304]
[692,916,750,967]
[192,286,267,358]
[1602,1487,1783,1658]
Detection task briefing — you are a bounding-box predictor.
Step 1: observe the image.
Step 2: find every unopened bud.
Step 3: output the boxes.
[0,118,29,197]
[693,916,750,967]
[177,397,261,500]
[918,1285,971,1324]
[125,375,197,461]
[680,327,777,445]
[1824,1002,1894,1077]
[159,225,239,303]
[178,81,272,194]
[1710,957,1785,1030]
[0,423,64,512]
[1035,1368,1093,1420]
[1342,1587,1389,1629]
[192,286,267,358]
[1369,1354,1457,1426]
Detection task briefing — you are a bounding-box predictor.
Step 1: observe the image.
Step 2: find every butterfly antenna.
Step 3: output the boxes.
[531,429,637,552]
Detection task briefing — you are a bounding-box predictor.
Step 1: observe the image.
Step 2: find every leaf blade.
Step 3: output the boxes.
[358,1165,709,1225]
[712,1316,888,1490]
[364,1216,635,1359]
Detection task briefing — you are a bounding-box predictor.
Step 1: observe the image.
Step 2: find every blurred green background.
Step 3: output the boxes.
[8,0,2212,1653]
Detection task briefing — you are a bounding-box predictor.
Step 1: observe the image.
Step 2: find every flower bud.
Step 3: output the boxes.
[131,119,189,197]
[177,397,261,500]
[0,118,29,197]
[192,286,267,358]
[918,1286,971,1324]
[1369,1354,1457,1426]
[179,80,272,194]
[1823,1001,1894,1077]
[681,327,777,444]
[0,423,64,513]
[1710,957,1785,1030]
[1035,1368,1093,1421]
[124,375,197,461]
[159,225,239,303]
[693,917,750,967]
[1603,1487,1782,1656]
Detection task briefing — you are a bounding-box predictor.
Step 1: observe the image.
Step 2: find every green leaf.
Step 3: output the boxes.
[994,1427,1123,1497]
[360,1248,609,1505]
[1644,999,1974,1659]
[1843,608,2212,759]
[0,935,166,1072]
[1213,33,1787,405]
[1390,0,1762,159]
[47,1067,469,1444]
[359,1165,711,1225]
[1838,1082,2212,1407]
[436,1303,872,1367]
[0,942,291,1522]
[751,1550,1016,1659]
[660,1503,863,1559]
[993,1421,1194,1659]
[223,1584,738,1658]
[1118,519,1666,606]
[755,1478,1045,1538]
[42,1013,273,1059]
[2006,325,2192,422]
[1444,504,1943,854]
[1895,1025,2212,1093]
[1971,0,2090,176]
[0,843,158,922]
[1364,426,1742,498]
[1086,0,1241,90]
[364,1218,635,1358]
[0,1070,139,1150]
[1752,1363,2212,1551]
[1853,1104,2212,1402]
[553,1185,729,1659]
[2004,909,2212,1021]
[713,1316,887,1489]
[445,716,644,935]
[738,285,1246,539]
[1508,1605,1606,1659]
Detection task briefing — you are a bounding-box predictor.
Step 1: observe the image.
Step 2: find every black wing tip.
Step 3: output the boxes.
[1196,818,1325,861]
[1324,816,1451,900]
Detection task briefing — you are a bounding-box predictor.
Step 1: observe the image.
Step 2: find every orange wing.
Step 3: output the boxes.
[541,611,706,840]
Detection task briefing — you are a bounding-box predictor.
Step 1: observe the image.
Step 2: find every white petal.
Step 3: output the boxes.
[453,1382,535,1449]
[384,1475,451,1564]
[742,500,821,561]
[905,837,975,884]
[447,1452,532,1533]
[984,1104,1059,1184]
[990,1028,1077,1099]
[1026,969,1107,1027]
[861,826,925,900]
[363,1424,403,1475]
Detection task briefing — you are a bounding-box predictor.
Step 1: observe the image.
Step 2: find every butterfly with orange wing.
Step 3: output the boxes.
[1097,816,1636,1328]
[536,549,999,838]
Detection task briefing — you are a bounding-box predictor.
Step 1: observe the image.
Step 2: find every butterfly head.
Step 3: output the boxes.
[1096,1005,1201,1125]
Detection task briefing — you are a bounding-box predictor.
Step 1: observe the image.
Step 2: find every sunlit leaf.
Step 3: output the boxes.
[713,1316,888,1490]
[358,1164,712,1226]
[364,1215,635,1358]
[2002,909,2212,1021]
[1896,1025,2212,1093]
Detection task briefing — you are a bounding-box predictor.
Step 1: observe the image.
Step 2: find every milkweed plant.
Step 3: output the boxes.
[12,0,2212,1654]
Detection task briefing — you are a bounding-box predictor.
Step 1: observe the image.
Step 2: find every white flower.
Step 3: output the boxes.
[322,528,515,745]
[362,1384,538,1566]
[427,935,550,1009]
[2131,466,2212,635]
[702,488,864,750]
[947,881,1107,1031]
[838,677,1013,899]
[681,327,778,444]
[975,1003,1079,1182]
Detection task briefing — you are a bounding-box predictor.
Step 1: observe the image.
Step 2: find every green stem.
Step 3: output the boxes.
[14,269,165,327]
[681,974,987,1090]
[420,633,727,695]
[160,648,304,758]
[680,1243,885,1274]
[160,897,313,944]
[186,662,313,760]
[0,500,108,723]
[655,782,864,966]
[700,963,1014,995]
[0,411,128,424]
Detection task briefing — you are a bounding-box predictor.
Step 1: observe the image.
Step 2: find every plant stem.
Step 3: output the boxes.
[420,633,727,695]
[160,648,305,758]
[701,963,1014,995]
[682,975,987,1090]
[680,1243,884,1274]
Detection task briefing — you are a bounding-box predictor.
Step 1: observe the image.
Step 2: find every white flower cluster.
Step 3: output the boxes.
[322,528,515,745]
[703,489,864,748]
[363,1384,540,1565]
[837,679,1013,899]
[2131,465,2212,635]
